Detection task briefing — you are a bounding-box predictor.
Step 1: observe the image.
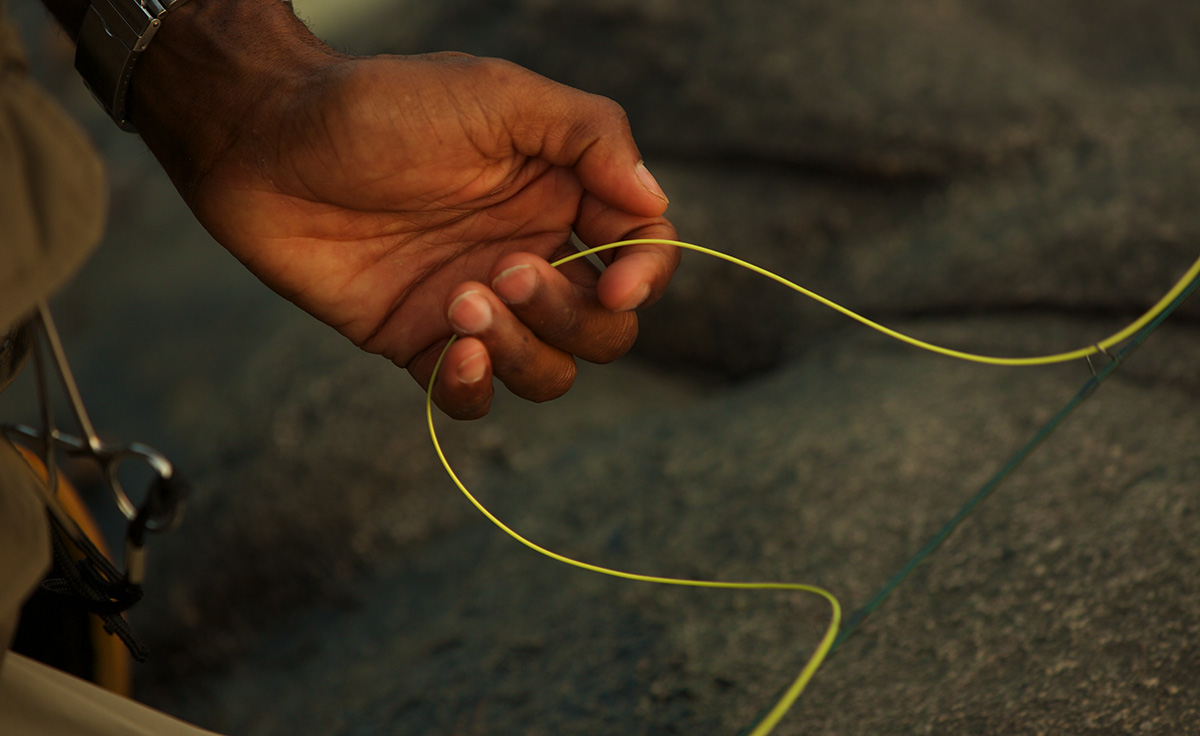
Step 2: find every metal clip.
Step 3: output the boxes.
[1,301,187,584]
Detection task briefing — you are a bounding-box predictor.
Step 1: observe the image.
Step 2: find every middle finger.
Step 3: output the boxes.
[487,252,640,364]
[445,284,578,403]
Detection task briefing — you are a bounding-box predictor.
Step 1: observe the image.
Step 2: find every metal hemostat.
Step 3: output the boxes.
[1,301,187,589]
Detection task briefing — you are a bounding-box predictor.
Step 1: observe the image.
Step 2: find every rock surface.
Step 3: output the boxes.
[5,1,1199,734]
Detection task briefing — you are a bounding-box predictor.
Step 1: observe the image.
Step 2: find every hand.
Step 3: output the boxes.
[130,1,679,419]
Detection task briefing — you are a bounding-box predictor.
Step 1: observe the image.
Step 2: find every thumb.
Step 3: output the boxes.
[507,70,670,217]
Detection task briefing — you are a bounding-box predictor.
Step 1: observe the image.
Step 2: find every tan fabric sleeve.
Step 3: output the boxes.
[0,653,225,736]
[4,8,225,733]
[0,0,103,650]
[0,2,107,331]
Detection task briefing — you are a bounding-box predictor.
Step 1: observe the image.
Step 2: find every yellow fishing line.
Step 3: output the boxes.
[555,240,1200,366]
[426,240,1200,734]
[426,349,840,736]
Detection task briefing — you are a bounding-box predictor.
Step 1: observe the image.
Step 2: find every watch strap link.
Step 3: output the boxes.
[75,0,187,132]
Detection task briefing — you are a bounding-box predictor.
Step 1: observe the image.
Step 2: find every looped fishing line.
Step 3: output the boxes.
[427,240,1200,735]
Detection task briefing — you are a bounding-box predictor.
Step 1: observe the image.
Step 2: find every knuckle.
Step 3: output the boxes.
[595,94,631,129]
[531,306,582,345]
[468,56,527,88]
[569,94,630,144]
[426,50,477,62]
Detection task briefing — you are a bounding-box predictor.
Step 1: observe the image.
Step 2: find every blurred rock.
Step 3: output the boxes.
[139,320,1200,736]
[356,0,1076,175]
[7,1,1198,735]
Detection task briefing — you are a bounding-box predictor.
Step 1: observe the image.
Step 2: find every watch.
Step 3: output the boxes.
[74,0,190,132]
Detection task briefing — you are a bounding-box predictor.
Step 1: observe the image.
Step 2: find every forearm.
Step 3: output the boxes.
[129,0,339,191]
[40,0,341,193]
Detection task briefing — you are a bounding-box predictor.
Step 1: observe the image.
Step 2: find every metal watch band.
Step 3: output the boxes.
[75,0,189,132]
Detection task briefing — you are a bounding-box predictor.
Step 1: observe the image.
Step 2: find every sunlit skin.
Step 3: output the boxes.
[121,1,679,419]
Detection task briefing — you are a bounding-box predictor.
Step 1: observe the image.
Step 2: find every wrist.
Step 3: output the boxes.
[125,0,341,193]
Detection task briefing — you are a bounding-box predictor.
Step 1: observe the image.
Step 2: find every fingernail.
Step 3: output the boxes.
[457,352,487,384]
[618,283,651,312]
[492,264,538,305]
[448,290,492,334]
[636,161,669,205]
